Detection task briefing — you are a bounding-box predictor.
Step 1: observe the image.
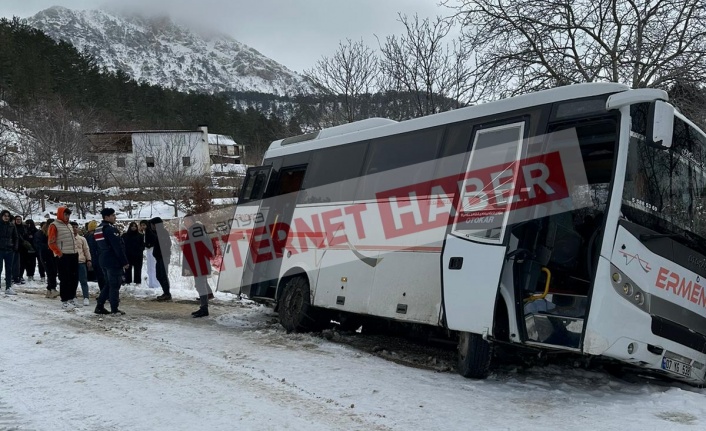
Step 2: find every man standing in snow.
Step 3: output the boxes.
[48,206,80,309]
[148,217,172,301]
[94,208,129,315]
[0,209,18,295]
[181,214,214,317]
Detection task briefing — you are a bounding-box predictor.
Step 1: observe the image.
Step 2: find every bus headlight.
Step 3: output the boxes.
[622,283,633,296]
[612,272,622,283]
[634,292,644,306]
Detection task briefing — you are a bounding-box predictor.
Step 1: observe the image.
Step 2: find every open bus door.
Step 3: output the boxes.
[216,165,272,295]
[441,122,526,378]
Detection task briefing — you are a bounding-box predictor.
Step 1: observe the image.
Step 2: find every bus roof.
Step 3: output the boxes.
[266,82,630,159]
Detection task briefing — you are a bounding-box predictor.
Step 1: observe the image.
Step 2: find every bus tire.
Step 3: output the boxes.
[279,275,317,333]
[457,331,492,379]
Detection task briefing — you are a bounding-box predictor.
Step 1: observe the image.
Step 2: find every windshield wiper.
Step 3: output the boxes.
[640,233,683,242]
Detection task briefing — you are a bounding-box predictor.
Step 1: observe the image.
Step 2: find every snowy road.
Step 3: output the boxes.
[1,288,706,431]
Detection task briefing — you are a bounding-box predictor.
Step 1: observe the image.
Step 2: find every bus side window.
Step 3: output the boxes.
[356,128,443,200]
[299,141,368,204]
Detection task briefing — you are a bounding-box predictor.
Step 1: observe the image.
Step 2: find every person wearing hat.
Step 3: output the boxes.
[94,208,129,315]
[0,209,18,295]
[148,217,172,301]
[48,206,80,309]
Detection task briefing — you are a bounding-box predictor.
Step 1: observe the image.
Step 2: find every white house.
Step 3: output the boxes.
[86,126,242,186]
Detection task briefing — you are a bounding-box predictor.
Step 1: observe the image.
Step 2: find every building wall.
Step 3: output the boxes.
[97,130,209,186]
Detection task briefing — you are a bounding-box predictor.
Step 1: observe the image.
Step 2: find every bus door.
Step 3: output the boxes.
[241,164,308,300]
[442,122,526,335]
[217,165,271,295]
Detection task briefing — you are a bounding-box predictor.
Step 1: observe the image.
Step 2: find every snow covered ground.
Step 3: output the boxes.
[1,273,706,430]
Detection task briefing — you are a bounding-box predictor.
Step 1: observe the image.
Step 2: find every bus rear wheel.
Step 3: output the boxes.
[457,332,492,379]
[279,275,317,333]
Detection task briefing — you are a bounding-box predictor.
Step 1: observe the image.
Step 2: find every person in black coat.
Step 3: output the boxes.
[23,219,38,281]
[121,221,145,285]
[0,210,18,294]
[34,221,58,297]
[148,217,172,301]
[12,215,27,284]
[94,208,129,315]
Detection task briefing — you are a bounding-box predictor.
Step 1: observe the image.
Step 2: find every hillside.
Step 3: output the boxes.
[26,6,312,96]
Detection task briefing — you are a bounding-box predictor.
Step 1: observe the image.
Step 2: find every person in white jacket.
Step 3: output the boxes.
[71,222,93,306]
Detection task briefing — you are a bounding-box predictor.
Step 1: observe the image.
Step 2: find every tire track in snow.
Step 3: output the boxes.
[0,398,33,431]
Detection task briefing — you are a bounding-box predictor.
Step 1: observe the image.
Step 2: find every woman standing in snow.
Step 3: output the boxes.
[24,219,39,281]
[13,215,27,284]
[140,220,158,289]
[85,220,105,292]
[71,221,92,306]
[122,221,144,285]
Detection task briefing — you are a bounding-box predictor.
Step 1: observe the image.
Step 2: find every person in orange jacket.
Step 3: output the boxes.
[48,206,80,309]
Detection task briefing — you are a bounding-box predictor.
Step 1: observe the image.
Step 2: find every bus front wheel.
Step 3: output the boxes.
[279,275,317,333]
[457,332,492,379]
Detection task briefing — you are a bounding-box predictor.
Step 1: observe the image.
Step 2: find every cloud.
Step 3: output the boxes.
[0,0,448,72]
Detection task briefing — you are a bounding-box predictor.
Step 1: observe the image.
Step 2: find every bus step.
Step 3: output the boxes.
[525,314,583,349]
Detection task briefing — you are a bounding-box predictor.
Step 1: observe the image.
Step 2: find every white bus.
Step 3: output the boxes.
[217,83,706,384]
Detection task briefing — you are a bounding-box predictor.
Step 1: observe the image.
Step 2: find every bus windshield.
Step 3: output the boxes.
[623,112,706,256]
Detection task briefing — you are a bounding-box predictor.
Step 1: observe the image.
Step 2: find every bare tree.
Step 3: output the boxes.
[0,115,12,187]
[86,154,114,190]
[16,98,100,190]
[140,133,205,217]
[378,14,476,117]
[304,39,379,124]
[669,82,706,130]
[445,0,706,98]
[4,187,40,218]
[122,150,146,188]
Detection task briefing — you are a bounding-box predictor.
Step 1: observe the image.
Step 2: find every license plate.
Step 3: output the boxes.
[662,357,692,378]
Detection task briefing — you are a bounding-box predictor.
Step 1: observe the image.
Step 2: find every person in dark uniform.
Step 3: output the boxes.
[94,208,129,315]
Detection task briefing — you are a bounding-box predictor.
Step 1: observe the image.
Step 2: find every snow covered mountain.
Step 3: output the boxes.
[25,6,311,96]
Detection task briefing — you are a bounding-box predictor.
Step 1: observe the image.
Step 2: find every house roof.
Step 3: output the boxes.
[207,134,238,146]
[85,130,198,135]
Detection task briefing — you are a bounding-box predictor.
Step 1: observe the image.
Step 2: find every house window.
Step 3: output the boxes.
[146,157,155,168]
[117,157,126,168]
[182,156,191,167]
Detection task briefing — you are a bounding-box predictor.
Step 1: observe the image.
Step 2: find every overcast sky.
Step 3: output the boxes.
[0,0,454,73]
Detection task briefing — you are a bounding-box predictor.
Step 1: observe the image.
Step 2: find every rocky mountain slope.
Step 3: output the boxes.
[26,6,311,96]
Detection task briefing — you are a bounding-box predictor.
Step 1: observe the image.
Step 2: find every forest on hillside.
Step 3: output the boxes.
[0,17,300,164]
[0,17,464,165]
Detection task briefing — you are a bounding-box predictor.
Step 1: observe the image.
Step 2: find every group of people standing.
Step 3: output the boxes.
[1,205,213,318]
[0,210,48,295]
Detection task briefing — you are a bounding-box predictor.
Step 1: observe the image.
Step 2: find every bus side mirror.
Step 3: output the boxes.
[646,100,674,148]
